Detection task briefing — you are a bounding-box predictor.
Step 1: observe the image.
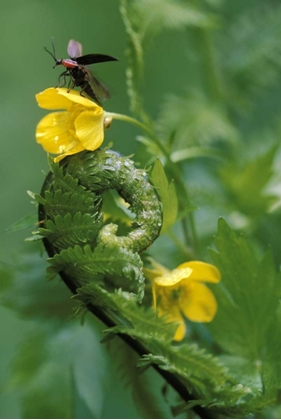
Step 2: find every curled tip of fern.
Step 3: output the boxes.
[36,148,163,300]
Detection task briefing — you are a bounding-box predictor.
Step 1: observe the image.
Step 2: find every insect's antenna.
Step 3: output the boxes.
[44,46,55,61]
[51,37,56,58]
[44,38,57,62]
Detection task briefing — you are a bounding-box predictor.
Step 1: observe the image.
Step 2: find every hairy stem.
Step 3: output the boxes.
[42,233,212,418]
[196,28,224,102]
[168,228,195,259]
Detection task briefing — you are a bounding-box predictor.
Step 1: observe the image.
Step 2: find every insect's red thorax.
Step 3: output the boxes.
[61,59,78,68]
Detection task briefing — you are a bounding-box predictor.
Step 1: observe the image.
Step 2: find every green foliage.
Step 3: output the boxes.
[43,188,101,219]
[48,242,145,300]
[135,0,218,41]
[151,159,178,233]
[77,283,176,342]
[38,212,101,250]
[219,4,281,102]
[7,323,109,419]
[219,145,278,217]
[0,248,74,320]
[0,249,111,418]
[137,346,231,395]
[6,212,38,232]
[105,341,172,419]
[36,149,164,303]
[102,190,133,224]
[156,92,239,149]
[76,282,254,414]
[119,0,147,121]
[209,219,281,409]
[209,219,281,357]
[4,0,281,418]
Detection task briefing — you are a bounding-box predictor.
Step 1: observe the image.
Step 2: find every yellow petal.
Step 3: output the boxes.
[36,112,80,154]
[178,261,221,284]
[158,307,186,341]
[36,88,74,110]
[57,88,101,109]
[143,259,171,282]
[74,110,104,150]
[154,267,193,287]
[174,319,186,341]
[181,282,218,322]
[53,144,85,163]
[143,267,161,282]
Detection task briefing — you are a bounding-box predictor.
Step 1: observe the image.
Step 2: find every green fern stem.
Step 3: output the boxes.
[108,112,198,255]
[36,148,213,418]
[37,148,162,299]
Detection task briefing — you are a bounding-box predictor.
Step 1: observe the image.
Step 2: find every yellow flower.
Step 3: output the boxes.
[35,88,105,162]
[145,260,221,341]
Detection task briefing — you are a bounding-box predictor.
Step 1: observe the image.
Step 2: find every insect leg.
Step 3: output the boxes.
[57,70,69,88]
[67,77,75,93]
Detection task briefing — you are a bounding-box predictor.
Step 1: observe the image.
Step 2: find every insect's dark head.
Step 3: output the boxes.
[44,38,63,68]
[52,58,63,68]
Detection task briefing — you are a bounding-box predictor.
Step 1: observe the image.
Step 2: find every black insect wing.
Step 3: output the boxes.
[66,39,118,105]
[45,39,118,106]
[69,65,103,106]
[75,54,118,65]
[67,39,117,65]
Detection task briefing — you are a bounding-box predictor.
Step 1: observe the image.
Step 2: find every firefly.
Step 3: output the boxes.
[44,38,118,106]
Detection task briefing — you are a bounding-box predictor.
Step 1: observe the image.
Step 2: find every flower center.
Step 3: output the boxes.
[171,288,183,302]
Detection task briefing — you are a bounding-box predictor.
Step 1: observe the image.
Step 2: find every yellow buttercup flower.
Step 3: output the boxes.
[35,88,105,162]
[145,260,221,341]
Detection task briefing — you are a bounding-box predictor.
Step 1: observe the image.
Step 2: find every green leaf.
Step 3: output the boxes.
[135,0,219,42]
[217,355,263,392]
[47,241,145,300]
[219,145,278,216]
[136,136,163,163]
[0,246,75,321]
[171,146,224,163]
[105,341,171,419]
[102,190,133,224]
[136,347,228,389]
[9,329,74,419]
[71,323,109,418]
[209,218,281,360]
[6,212,38,232]
[43,187,100,219]
[21,360,73,418]
[136,343,252,404]
[38,212,102,250]
[8,323,109,419]
[219,4,281,100]
[77,286,177,343]
[8,332,48,387]
[156,92,238,149]
[27,190,46,204]
[77,284,252,407]
[151,159,178,233]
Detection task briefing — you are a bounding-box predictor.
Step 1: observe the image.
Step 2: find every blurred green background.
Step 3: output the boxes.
[0,1,140,417]
[2,0,281,417]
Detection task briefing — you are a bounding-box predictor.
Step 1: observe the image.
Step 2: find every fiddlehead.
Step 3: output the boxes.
[37,148,162,300]
[33,87,222,418]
